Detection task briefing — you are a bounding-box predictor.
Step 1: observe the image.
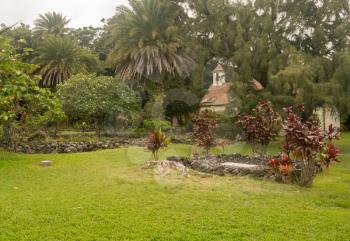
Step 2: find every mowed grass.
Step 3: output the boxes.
[0,135,350,240]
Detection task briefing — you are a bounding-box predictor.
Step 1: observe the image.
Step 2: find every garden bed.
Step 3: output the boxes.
[167,154,275,179]
[166,154,324,184]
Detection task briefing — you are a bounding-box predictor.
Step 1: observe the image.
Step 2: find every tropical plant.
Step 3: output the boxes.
[0,37,65,144]
[107,0,194,81]
[237,101,281,154]
[57,74,140,133]
[282,104,341,187]
[319,125,341,168]
[34,35,99,89]
[268,154,293,183]
[147,129,168,160]
[192,109,219,154]
[34,12,70,36]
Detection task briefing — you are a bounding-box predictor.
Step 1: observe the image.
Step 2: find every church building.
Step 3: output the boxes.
[201,64,232,112]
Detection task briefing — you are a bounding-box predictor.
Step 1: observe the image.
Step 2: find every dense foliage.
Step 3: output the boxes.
[186,0,350,121]
[1,0,350,137]
[143,119,172,132]
[57,74,140,131]
[237,101,281,154]
[0,37,65,143]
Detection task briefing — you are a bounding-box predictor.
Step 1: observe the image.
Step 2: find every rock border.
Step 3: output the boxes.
[1,138,147,154]
[167,154,275,180]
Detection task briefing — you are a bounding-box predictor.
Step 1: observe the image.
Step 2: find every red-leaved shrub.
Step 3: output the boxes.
[192,109,219,154]
[237,101,281,154]
[147,129,168,160]
[280,105,340,187]
[268,154,293,182]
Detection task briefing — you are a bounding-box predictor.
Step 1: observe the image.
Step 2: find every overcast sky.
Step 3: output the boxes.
[0,0,129,28]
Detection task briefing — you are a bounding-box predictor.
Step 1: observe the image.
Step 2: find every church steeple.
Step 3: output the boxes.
[212,64,225,86]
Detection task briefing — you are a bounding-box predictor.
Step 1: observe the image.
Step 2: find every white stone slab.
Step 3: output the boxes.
[220,162,261,169]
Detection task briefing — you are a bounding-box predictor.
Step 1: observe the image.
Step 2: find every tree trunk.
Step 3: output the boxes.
[2,121,13,145]
[299,159,315,187]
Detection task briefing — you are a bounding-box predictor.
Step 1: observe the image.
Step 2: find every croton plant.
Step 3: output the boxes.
[192,109,219,154]
[237,101,281,155]
[268,104,341,187]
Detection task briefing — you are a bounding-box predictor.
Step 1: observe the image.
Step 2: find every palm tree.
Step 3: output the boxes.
[108,0,194,82]
[34,12,70,36]
[34,35,97,89]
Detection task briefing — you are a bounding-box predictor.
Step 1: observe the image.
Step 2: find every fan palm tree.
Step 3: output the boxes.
[108,0,194,82]
[34,35,94,89]
[34,12,70,36]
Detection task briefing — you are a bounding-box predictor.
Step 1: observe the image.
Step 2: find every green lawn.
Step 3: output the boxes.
[1,135,350,240]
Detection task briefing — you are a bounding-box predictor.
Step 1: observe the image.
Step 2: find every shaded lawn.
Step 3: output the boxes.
[0,134,349,240]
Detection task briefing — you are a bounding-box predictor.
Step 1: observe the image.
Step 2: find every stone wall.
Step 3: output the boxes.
[1,138,147,154]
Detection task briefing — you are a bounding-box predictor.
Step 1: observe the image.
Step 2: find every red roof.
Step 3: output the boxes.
[201,83,231,106]
[213,64,224,72]
[251,79,264,90]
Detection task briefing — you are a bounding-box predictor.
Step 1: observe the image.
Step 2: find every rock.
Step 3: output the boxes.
[219,162,267,176]
[143,160,189,177]
[39,160,53,167]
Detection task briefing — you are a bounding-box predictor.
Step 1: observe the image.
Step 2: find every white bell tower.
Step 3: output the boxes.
[213,64,226,86]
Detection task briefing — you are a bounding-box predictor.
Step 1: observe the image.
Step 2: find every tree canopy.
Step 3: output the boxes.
[57,74,140,129]
[0,37,65,143]
[1,0,350,126]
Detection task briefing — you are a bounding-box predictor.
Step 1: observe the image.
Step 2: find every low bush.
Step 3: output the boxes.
[268,154,293,183]
[170,134,192,144]
[143,119,172,132]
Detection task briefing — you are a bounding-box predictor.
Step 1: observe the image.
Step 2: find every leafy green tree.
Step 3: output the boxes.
[332,53,350,120]
[34,12,70,36]
[0,37,65,144]
[68,26,102,50]
[33,35,100,90]
[0,23,36,62]
[57,74,140,132]
[185,0,350,121]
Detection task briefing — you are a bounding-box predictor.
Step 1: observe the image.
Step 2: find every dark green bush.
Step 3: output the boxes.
[216,115,238,140]
[143,119,172,132]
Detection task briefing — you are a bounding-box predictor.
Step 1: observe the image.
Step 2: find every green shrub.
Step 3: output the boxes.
[170,134,193,144]
[143,119,172,132]
[57,74,140,132]
[216,115,238,140]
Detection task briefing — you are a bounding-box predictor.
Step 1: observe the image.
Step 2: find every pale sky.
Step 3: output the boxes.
[0,0,129,28]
